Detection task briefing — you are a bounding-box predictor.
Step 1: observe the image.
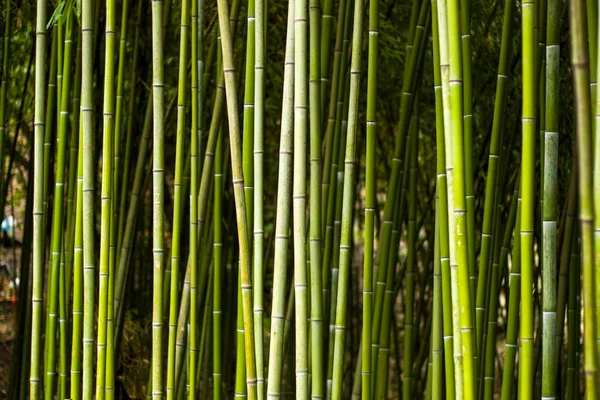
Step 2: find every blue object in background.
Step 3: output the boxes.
[1,215,14,239]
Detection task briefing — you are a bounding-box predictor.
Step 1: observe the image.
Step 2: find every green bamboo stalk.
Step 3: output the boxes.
[242,0,255,244]
[254,0,266,392]
[293,0,310,393]
[541,0,560,394]
[474,0,515,361]
[431,203,443,400]
[362,0,378,395]
[41,29,57,373]
[446,0,477,394]
[81,0,96,394]
[30,0,48,395]
[213,118,223,400]
[112,0,130,249]
[519,0,537,397]
[196,0,206,183]
[309,0,324,394]
[326,74,350,398]
[70,134,84,400]
[430,1,455,396]
[64,24,82,338]
[500,176,521,400]
[42,30,57,248]
[459,0,475,309]
[435,0,464,395]
[568,0,599,395]
[95,0,117,393]
[42,6,74,399]
[330,0,365,397]
[151,0,166,392]
[320,0,347,242]
[215,0,258,396]
[483,185,518,399]
[105,0,132,383]
[239,0,256,385]
[117,0,143,254]
[322,0,351,347]
[319,0,334,111]
[402,105,419,400]
[166,0,190,395]
[370,1,428,383]
[179,4,242,382]
[265,1,294,394]
[58,5,75,399]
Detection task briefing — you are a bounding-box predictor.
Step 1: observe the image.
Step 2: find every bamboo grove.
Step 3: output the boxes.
[0,0,598,397]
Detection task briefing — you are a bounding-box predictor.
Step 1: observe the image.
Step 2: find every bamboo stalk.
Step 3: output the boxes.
[215,0,258,396]
[362,0,378,395]
[568,0,599,395]
[330,0,365,397]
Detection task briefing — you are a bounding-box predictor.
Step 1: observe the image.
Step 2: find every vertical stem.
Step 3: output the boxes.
[265,0,295,394]
[362,0,378,395]
[568,0,599,396]
[151,0,166,393]
[30,0,48,395]
[215,0,258,396]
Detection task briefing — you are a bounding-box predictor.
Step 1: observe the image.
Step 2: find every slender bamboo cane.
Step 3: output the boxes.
[330,0,365,396]
[474,0,515,360]
[326,75,349,398]
[254,0,266,392]
[293,0,310,393]
[541,0,560,394]
[81,0,96,394]
[95,0,117,393]
[319,0,334,111]
[58,5,75,398]
[483,184,518,399]
[431,203,443,400]
[30,0,48,395]
[445,0,477,394]
[166,0,190,395]
[238,7,255,392]
[42,30,57,249]
[519,0,537,397]
[322,0,351,354]
[213,120,223,400]
[112,0,130,250]
[309,0,324,394]
[568,0,599,395]
[41,29,57,374]
[215,0,258,396]
[70,133,84,400]
[370,2,428,383]
[500,175,522,400]
[117,0,143,254]
[41,6,73,399]
[265,1,294,393]
[320,0,347,243]
[431,2,455,397]
[402,104,419,399]
[151,0,166,392]
[434,0,465,395]
[459,0,475,310]
[362,0,378,395]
